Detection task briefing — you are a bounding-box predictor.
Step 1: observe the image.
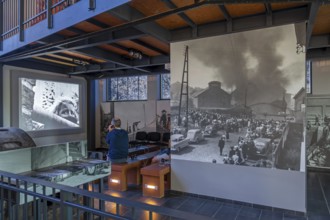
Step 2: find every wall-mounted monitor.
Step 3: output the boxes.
[10,69,86,137]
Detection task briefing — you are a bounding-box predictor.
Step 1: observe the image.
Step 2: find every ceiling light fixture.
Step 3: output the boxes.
[128,49,143,60]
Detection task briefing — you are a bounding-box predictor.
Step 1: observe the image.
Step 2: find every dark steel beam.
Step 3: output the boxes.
[86,18,109,29]
[86,78,96,151]
[67,25,167,55]
[131,39,168,55]
[77,47,150,73]
[36,34,150,73]
[1,28,146,61]
[18,0,24,42]
[162,0,196,28]
[3,59,70,74]
[47,0,54,29]
[309,34,330,49]
[172,5,308,42]
[93,66,169,79]
[0,1,3,51]
[306,1,321,47]
[1,0,315,60]
[264,3,272,26]
[218,5,232,32]
[69,55,169,74]
[89,0,96,11]
[3,0,206,61]
[0,63,3,126]
[110,4,171,44]
[307,47,330,60]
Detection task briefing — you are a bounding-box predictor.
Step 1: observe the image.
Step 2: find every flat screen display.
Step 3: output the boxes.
[19,78,80,131]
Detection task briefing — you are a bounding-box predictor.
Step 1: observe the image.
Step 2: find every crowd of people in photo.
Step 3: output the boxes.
[172,108,291,167]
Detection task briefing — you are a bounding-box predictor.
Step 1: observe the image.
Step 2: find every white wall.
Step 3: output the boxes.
[171,159,306,212]
[95,75,165,146]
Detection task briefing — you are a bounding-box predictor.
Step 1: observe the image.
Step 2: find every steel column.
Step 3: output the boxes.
[47,0,53,29]
[18,0,24,42]
[0,1,3,51]
[89,0,96,10]
[0,63,3,127]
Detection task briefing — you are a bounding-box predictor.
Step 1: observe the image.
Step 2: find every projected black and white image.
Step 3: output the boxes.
[20,78,80,131]
[306,96,330,168]
[170,24,305,171]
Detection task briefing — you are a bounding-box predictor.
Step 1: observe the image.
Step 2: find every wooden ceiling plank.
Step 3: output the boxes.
[33,56,77,67]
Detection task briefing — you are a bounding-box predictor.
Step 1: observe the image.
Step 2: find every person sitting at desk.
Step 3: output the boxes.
[106,117,129,163]
[151,148,170,163]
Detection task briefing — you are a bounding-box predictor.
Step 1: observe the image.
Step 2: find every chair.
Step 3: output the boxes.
[146,132,161,145]
[159,132,170,147]
[129,131,148,147]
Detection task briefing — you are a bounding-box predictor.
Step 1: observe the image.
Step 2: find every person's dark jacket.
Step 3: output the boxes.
[106,128,129,160]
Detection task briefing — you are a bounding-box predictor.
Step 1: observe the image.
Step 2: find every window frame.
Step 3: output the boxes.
[106,76,148,102]
[160,73,171,100]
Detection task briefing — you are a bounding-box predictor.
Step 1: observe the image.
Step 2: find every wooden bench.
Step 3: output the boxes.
[108,160,141,191]
[140,163,170,198]
[108,151,160,192]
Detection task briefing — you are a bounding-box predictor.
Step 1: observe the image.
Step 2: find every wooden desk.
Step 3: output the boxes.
[108,151,160,191]
[140,163,170,198]
[109,160,141,191]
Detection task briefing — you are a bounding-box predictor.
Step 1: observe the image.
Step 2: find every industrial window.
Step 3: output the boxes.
[107,76,147,101]
[160,74,170,99]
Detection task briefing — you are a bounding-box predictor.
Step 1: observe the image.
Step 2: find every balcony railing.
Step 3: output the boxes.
[0,169,214,220]
[0,0,80,47]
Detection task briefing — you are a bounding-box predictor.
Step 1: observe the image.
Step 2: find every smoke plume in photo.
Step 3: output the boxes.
[191,27,290,106]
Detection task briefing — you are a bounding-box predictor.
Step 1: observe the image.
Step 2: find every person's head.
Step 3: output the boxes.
[111,117,121,128]
[53,99,78,124]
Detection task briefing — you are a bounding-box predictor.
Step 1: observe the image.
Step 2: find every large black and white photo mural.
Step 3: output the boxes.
[170,24,305,171]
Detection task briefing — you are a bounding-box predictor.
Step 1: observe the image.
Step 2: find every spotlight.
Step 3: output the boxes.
[128,49,143,60]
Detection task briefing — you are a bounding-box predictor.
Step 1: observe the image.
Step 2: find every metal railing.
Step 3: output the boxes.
[0,170,214,220]
[0,0,80,43]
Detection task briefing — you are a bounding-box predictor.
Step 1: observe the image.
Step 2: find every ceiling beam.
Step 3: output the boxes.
[1,0,315,61]
[93,65,169,79]
[307,47,330,60]
[69,55,169,74]
[66,26,167,55]
[37,34,152,73]
[73,47,152,73]
[131,39,168,55]
[109,4,171,44]
[218,5,232,32]
[306,0,321,47]
[4,59,71,74]
[264,3,272,26]
[162,0,196,28]
[1,28,146,62]
[309,34,330,49]
[171,5,308,42]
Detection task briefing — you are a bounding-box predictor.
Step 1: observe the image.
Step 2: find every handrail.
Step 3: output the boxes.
[0,0,80,41]
[0,169,214,220]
